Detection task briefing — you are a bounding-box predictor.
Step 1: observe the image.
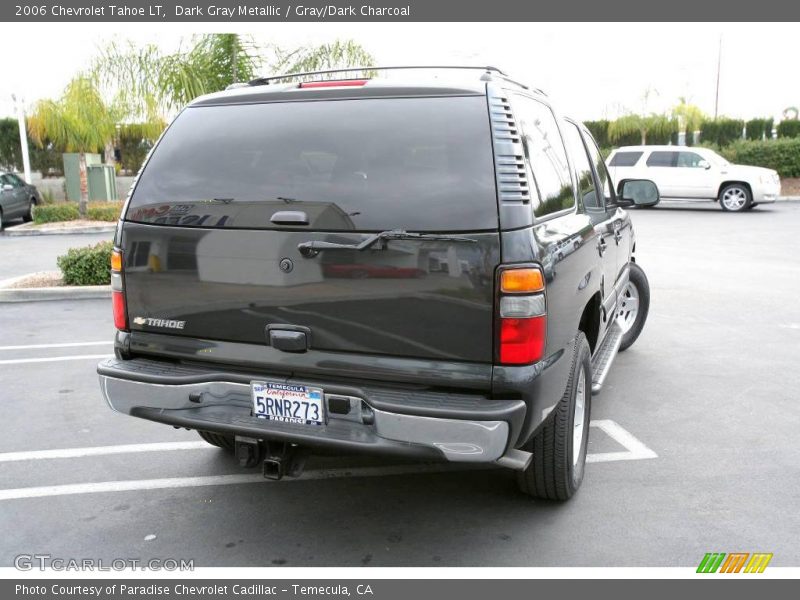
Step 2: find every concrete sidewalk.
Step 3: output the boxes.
[2,222,116,237]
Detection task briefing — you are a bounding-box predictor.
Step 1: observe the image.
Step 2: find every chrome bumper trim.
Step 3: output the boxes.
[99,374,510,463]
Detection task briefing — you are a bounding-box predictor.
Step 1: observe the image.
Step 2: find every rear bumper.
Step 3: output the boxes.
[97,358,527,465]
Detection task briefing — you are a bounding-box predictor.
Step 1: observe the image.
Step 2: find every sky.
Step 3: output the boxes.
[1,22,798,123]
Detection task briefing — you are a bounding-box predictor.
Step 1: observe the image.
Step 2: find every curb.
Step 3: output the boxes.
[0,285,111,303]
[2,224,116,237]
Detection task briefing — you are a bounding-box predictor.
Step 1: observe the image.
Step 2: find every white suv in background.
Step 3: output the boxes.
[606,145,780,212]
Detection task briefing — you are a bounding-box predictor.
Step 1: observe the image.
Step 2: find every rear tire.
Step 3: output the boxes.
[23,199,34,223]
[0,209,4,232]
[516,332,592,501]
[618,262,650,352]
[197,430,235,451]
[719,183,752,212]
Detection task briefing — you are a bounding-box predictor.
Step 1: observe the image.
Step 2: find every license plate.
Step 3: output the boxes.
[251,381,324,426]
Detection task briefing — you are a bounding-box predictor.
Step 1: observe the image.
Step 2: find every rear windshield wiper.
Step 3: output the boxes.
[298,229,477,258]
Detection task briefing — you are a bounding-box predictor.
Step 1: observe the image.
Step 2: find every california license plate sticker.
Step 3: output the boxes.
[251,382,324,426]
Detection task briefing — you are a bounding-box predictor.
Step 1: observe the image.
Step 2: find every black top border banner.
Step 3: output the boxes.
[3,0,800,22]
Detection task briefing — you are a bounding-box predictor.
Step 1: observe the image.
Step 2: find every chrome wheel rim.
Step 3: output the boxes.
[721,187,747,210]
[616,281,640,333]
[572,368,586,468]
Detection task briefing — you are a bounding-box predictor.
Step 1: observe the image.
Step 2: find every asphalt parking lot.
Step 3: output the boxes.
[1,201,798,568]
[0,232,111,281]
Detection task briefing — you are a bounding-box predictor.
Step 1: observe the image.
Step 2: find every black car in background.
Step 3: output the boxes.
[97,66,659,500]
[0,172,40,230]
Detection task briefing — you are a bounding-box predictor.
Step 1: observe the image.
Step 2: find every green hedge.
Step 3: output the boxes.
[777,120,800,139]
[33,203,80,224]
[57,241,113,286]
[746,118,773,141]
[33,201,122,224]
[86,202,123,222]
[615,131,643,147]
[584,120,609,148]
[719,138,800,178]
[700,118,744,146]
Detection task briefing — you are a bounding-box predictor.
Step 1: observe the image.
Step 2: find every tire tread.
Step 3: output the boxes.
[197,430,235,451]
[516,332,591,501]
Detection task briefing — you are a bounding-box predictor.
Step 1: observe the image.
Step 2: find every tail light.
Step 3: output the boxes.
[496,266,546,365]
[111,248,128,331]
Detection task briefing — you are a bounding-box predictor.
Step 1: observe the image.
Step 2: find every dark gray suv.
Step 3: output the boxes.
[97,66,657,500]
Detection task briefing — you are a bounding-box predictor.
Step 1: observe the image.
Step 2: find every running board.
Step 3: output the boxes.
[591,322,623,394]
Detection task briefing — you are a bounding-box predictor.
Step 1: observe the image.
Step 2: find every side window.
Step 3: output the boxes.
[513,96,575,218]
[646,151,678,167]
[677,152,706,168]
[562,122,602,211]
[582,132,614,203]
[609,151,643,167]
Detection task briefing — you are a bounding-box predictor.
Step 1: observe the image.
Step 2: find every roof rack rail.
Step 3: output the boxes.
[243,65,530,90]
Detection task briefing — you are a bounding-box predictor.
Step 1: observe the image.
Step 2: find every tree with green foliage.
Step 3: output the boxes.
[270,39,375,77]
[0,118,22,171]
[95,34,375,120]
[745,118,774,141]
[117,124,156,174]
[777,120,800,139]
[583,120,609,148]
[700,118,744,146]
[27,77,120,217]
[608,113,677,145]
[671,98,705,143]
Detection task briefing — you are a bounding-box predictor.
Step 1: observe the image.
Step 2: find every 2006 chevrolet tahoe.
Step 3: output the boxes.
[97,66,659,500]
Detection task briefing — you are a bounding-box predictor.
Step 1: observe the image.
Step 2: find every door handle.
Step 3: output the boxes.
[266,324,311,352]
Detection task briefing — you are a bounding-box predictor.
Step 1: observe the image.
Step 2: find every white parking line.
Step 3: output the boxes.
[0,464,480,502]
[588,419,658,463]
[0,420,657,465]
[0,441,211,463]
[0,341,112,351]
[0,354,113,365]
[0,420,657,501]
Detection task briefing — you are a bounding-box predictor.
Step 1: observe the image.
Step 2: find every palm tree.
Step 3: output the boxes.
[270,40,375,77]
[608,113,677,145]
[672,98,705,143]
[95,35,375,119]
[27,77,119,217]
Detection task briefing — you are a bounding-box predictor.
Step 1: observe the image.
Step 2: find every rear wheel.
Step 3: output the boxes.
[719,183,751,212]
[516,332,592,500]
[0,208,4,232]
[617,262,650,352]
[197,430,235,451]
[22,199,34,222]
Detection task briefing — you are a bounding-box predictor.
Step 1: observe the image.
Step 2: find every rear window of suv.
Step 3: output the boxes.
[126,96,498,232]
[608,151,643,167]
